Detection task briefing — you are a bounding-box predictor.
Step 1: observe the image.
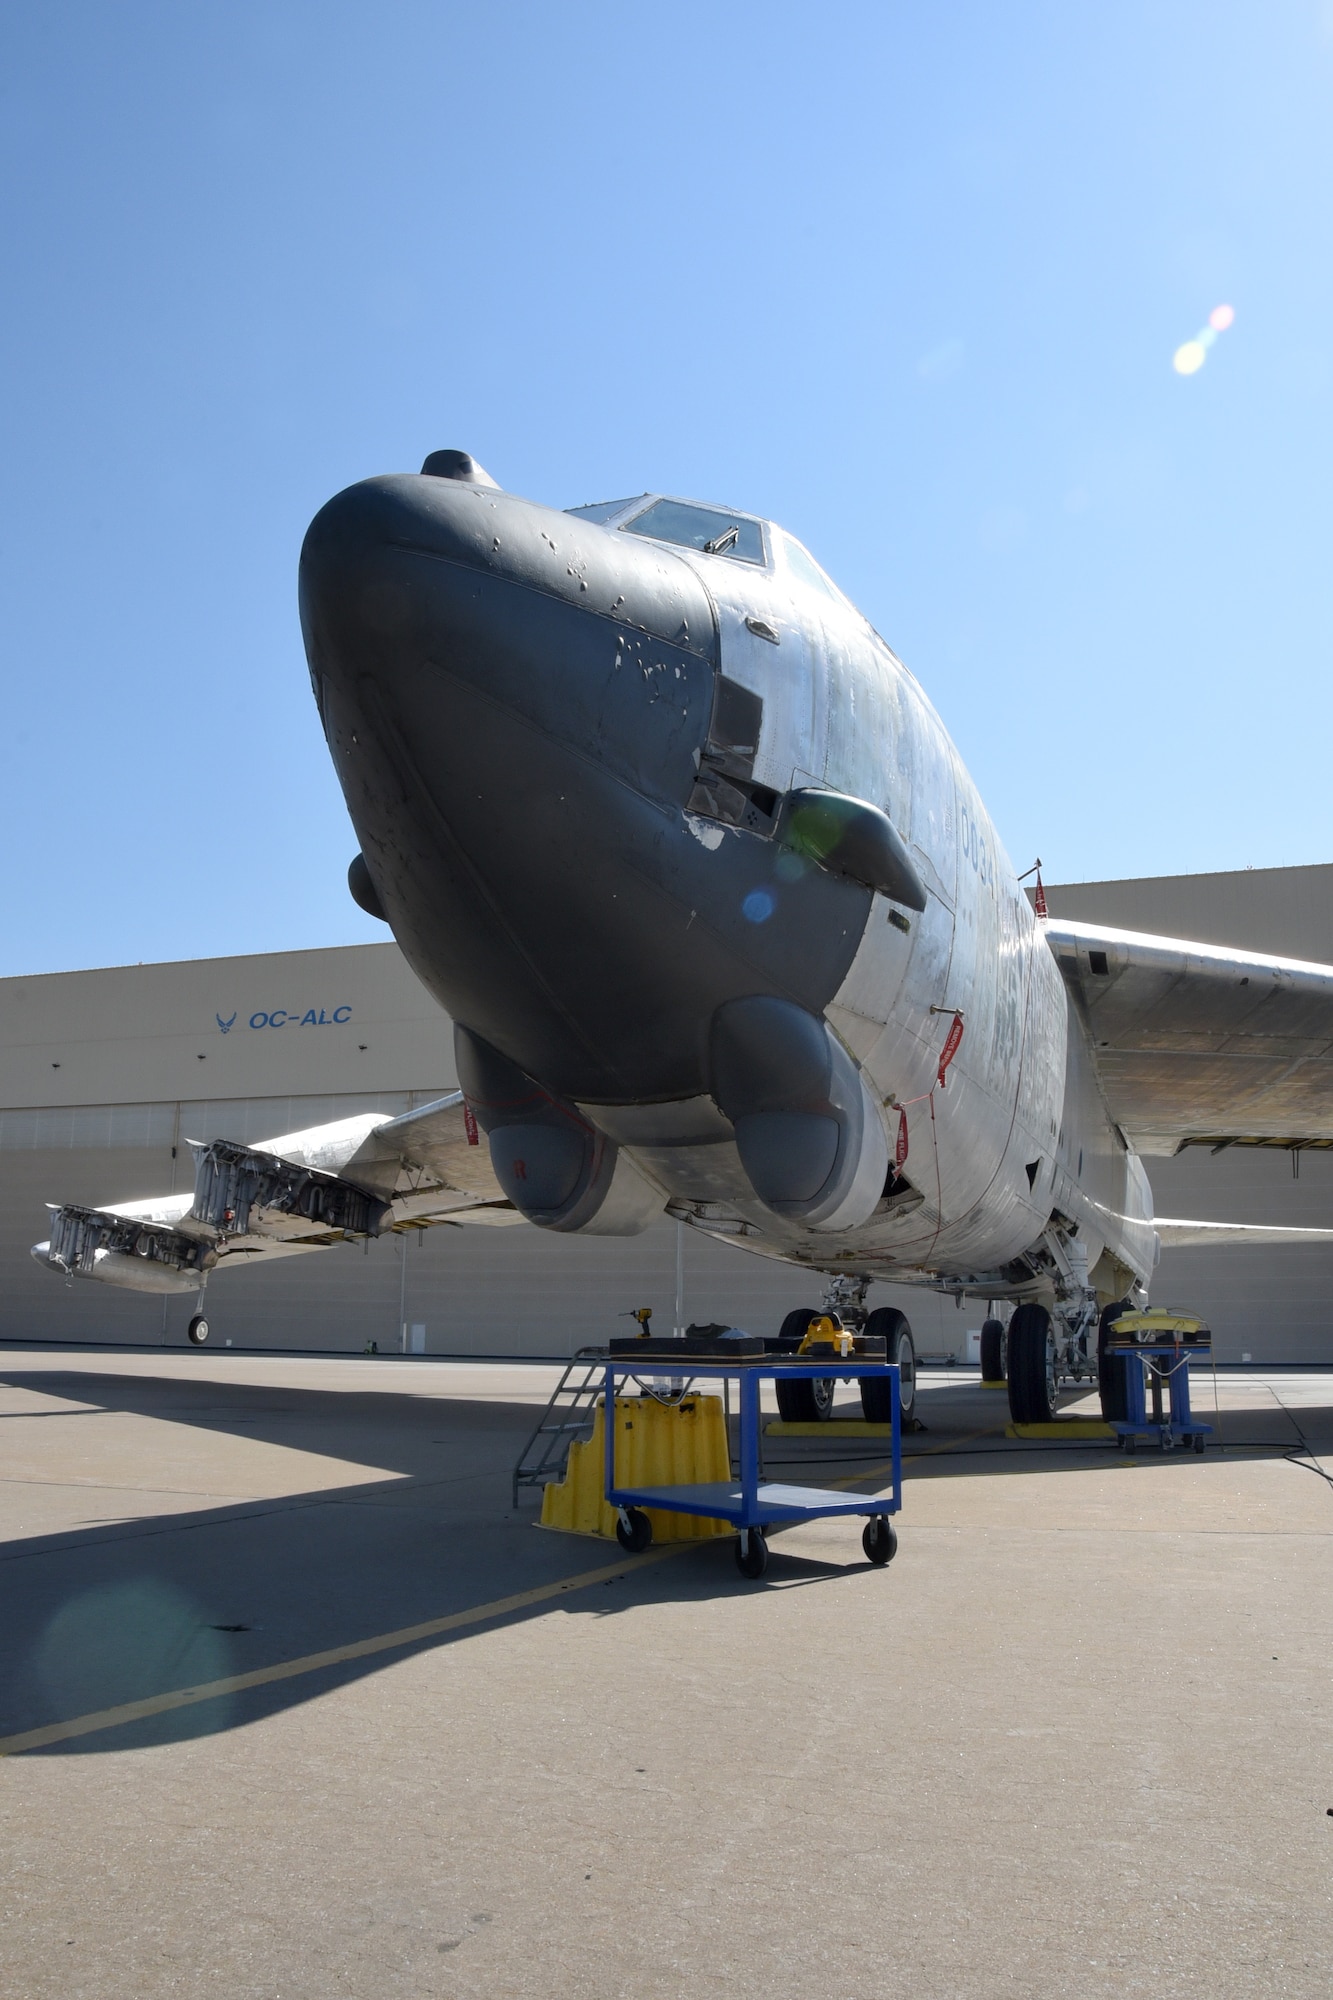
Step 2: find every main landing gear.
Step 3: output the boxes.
[1006,1303,1058,1423]
[772,1282,916,1426]
[1005,1288,1135,1425]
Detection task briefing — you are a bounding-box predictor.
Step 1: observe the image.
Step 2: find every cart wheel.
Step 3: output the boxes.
[615,1508,652,1554]
[735,1528,768,1579]
[187,1314,210,1346]
[862,1517,898,1566]
[1193,1433,1206,1454]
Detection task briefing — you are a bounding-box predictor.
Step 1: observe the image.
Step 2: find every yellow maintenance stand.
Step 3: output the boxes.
[539,1391,732,1543]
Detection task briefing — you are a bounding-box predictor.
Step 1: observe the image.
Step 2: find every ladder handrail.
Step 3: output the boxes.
[511,1348,607,1507]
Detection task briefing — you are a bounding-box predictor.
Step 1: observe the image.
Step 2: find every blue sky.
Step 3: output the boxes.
[3,3,1332,974]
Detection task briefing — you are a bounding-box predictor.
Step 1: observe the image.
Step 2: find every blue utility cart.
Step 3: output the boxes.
[1105,1310,1213,1453]
[601,1350,901,1578]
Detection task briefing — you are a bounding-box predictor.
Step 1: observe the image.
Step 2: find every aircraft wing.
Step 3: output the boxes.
[1044,917,1333,1155]
[33,1090,524,1297]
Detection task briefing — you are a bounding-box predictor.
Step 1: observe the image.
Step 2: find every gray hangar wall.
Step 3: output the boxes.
[5,862,1333,1363]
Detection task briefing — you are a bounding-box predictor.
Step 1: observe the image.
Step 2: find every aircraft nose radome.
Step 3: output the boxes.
[299,470,720,803]
[299,462,874,1105]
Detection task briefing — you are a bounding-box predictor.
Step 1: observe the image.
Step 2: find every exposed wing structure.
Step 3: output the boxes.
[34,1091,524,1296]
[1045,917,1333,1155]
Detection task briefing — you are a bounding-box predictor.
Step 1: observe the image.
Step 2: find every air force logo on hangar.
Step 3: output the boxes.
[216,1006,353,1033]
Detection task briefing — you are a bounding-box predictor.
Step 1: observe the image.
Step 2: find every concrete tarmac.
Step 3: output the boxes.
[1,1346,1332,1998]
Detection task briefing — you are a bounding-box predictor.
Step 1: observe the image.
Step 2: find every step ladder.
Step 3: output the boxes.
[511,1350,607,1508]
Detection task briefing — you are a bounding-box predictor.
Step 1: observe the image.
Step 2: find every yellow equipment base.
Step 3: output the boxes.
[765,1419,896,1437]
[1006,1419,1114,1439]
[539,1393,732,1542]
[980,1379,1008,1390]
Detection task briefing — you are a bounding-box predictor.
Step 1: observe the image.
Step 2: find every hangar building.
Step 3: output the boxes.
[5,861,1333,1363]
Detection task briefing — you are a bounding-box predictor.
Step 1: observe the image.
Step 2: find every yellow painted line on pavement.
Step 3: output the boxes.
[0,1543,694,1759]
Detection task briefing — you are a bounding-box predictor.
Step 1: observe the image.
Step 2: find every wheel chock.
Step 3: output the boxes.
[980,1379,1007,1390]
[766,1419,897,1437]
[1005,1418,1114,1439]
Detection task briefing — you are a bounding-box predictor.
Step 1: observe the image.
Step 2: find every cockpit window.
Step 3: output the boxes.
[781,531,848,606]
[621,498,766,566]
[566,497,644,524]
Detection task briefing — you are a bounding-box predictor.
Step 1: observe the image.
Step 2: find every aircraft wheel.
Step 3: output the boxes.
[775,1307,835,1421]
[862,1516,898,1565]
[1097,1299,1132,1422]
[1006,1303,1056,1423]
[735,1528,768,1578]
[615,1507,652,1554]
[187,1314,210,1346]
[860,1310,914,1422]
[979,1317,1006,1382]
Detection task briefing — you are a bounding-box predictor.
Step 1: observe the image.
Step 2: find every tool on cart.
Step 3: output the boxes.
[1105,1310,1213,1453]
[798,1313,855,1358]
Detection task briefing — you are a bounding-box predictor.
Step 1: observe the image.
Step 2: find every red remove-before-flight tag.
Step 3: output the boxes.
[937,1014,965,1088]
[895,1108,909,1168]
[463,1102,479,1146]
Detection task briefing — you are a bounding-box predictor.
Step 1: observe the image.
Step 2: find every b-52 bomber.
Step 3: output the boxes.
[35,449,1333,1427]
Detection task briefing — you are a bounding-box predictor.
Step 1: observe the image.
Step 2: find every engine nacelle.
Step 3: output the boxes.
[454,1028,660,1235]
[709,996,889,1233]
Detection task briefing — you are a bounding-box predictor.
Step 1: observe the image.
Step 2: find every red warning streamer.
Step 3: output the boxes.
[895,1107,910,1169]
[936,1012,965,1090]
[463,1101,480,1146]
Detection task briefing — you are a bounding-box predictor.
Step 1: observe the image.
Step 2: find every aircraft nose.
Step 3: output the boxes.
[299,458,874,1104]
[300,463,716,808]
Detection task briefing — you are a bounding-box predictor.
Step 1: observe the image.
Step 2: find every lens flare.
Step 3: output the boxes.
[1173,305,1234,375]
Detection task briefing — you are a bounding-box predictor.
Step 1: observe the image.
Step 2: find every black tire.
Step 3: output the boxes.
[187,1314,210,1346]
[979,1317,1006,1382]
[735,1528,768,1578]
[1193,1433,1205,1455]
[1097,1299,1131,1423]
[614,1508,652,1554]
[859,1309,914,1422]
[1006,1303,1056,1423]
[862,1516,898,1566]
[775,1307,835,1421]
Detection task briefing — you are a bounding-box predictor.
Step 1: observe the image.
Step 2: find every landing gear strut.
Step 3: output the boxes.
[187,1276,211,1346]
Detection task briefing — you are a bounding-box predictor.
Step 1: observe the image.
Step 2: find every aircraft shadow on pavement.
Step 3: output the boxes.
[0,1367,872,1759]
[3,1367,1329,1758]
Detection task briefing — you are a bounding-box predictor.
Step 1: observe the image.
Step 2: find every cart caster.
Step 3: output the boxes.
[187,1315,210,1346]
[862,1516,897,1566]
[1193,1433,1206,1455]
[735,1528,768,1579]
[615,1508,652,1554]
